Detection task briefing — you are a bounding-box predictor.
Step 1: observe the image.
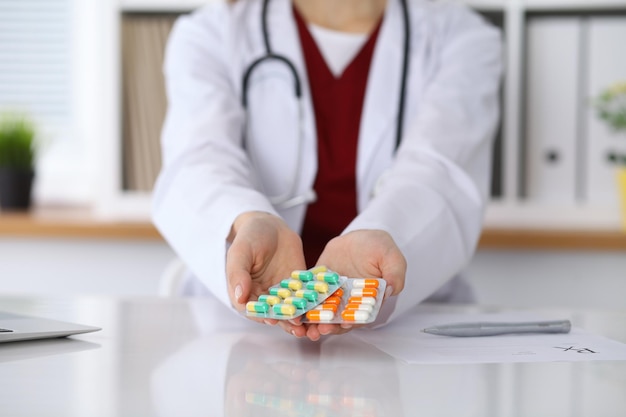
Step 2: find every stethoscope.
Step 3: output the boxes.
[242,0,410,209]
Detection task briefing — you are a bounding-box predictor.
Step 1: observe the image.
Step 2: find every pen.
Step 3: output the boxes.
[422,319,572,337]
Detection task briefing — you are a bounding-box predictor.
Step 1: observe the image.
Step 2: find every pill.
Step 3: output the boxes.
[352,279,380,289]
[258,294,281,306]
[306,310,334,321]
[334,287,344,297]
[350,288,378,298]
[341,310,370,321]
[315,304,338,313]
[295,289,318,302]
[348,296,376,306]
[323,295,342,306]
[280,279,303,291]
[284,296,307,309]
[344,303,373,313]
[291,270,314,281]
[269,287,292,299]
[316,271,339,284]
[273,303,296,315]
[246,301,269,313]
[309,265,328,275]
[306,281,329,293]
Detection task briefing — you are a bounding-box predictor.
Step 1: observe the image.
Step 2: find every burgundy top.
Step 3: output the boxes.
[293,7,383,267]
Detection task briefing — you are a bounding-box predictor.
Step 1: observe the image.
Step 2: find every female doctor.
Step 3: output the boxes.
[152,0,502,341]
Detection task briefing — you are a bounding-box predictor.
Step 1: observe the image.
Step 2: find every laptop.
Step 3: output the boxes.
[0,311,100,343]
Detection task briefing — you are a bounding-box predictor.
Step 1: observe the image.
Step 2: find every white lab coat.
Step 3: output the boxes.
[152,0,502,324]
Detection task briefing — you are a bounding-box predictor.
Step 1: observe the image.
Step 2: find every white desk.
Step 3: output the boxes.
[1,296,625,417]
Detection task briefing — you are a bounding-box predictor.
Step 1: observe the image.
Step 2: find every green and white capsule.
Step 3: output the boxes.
[306,281,329,293]
[269,287,292,299]
[280,279,303,291]
[273,303,297,315]
[284,296,307,309]
[316,271,339,284]
[295,289,318,303]
[258,294,281,306]
[246,301,269,313]
[291,270,314,282]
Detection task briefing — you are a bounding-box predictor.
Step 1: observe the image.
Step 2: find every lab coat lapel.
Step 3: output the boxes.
[357,0,404,199]
[265,0,318,179]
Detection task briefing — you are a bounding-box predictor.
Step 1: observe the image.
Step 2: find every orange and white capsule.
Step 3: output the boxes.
[350,288,378,298]
[333,287,344,298]
[352,279,380,289]
[306,310,334,321]
[344,303,373,313]
[315,304,338,313]
[348,296,376,306]
[341,310,370,321]
[323,295,342,306]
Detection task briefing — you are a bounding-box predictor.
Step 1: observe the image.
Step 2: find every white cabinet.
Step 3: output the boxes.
[100,0,626,229]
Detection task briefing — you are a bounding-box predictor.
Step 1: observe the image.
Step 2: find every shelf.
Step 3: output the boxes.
[2,207,626,250]
[0,207,161,240]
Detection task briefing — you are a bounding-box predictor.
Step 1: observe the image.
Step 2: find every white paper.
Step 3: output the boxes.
[353,312,626,364]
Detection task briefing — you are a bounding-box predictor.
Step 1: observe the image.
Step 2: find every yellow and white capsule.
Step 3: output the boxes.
[258,294,281,306]
[280,279,303,291]
[273,303,297,315]
[316,271,339,284]
[291,270,314,282]
[306,281,329,293]
[350,288,378,298]
[246,301,269,313]
[269,287,292,299]
[352,279,380,289]
[341,310,370,321]
[306,310,334,321]
[348,296,377,306]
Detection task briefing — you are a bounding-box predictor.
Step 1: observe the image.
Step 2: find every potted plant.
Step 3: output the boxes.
[594,81,626,228]
[0,113,37,211]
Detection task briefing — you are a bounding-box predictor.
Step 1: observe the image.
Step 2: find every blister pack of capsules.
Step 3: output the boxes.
[245,266,386,324]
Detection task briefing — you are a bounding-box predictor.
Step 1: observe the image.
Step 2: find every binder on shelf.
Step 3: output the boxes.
[121,14,177,192]
[523,16,581,205]
[585,16,626,207]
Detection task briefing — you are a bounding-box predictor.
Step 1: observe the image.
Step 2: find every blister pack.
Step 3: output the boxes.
[245,266,387,325]
[301,278,386,324]
[245,266,346,320]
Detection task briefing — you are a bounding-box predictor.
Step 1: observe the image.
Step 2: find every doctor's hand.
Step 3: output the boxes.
[304,229,407,341]
[226,211,308,338]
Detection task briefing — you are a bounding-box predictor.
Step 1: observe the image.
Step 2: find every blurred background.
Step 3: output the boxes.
[1,0,626,308]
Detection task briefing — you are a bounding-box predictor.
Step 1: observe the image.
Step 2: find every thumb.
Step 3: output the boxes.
[226,244,253,310]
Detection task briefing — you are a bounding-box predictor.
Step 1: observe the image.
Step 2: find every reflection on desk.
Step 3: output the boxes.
[0,296,625,417]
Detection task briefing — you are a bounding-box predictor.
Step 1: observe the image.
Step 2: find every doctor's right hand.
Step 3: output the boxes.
[226,211,308,338]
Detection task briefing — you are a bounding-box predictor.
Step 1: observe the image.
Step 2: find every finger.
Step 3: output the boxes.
[226,242,255,309]
[380,250,406,296]
[305,324,321,341]
[277,320,307,338]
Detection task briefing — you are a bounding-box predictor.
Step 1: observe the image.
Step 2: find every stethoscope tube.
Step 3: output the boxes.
[242,0,410,148]
[241,0,410,208]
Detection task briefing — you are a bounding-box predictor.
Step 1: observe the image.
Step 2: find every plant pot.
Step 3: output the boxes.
[617,167,626,231]
[0,167,35,211]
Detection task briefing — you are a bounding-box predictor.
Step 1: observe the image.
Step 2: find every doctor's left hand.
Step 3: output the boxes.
[304,229,407,341]
[226,211,308,338]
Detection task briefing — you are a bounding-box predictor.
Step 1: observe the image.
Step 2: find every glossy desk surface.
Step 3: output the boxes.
[1,296,625,417]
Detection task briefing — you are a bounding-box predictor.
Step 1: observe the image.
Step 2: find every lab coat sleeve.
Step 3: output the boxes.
[344,6,503,323]
[151,5,277,310]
